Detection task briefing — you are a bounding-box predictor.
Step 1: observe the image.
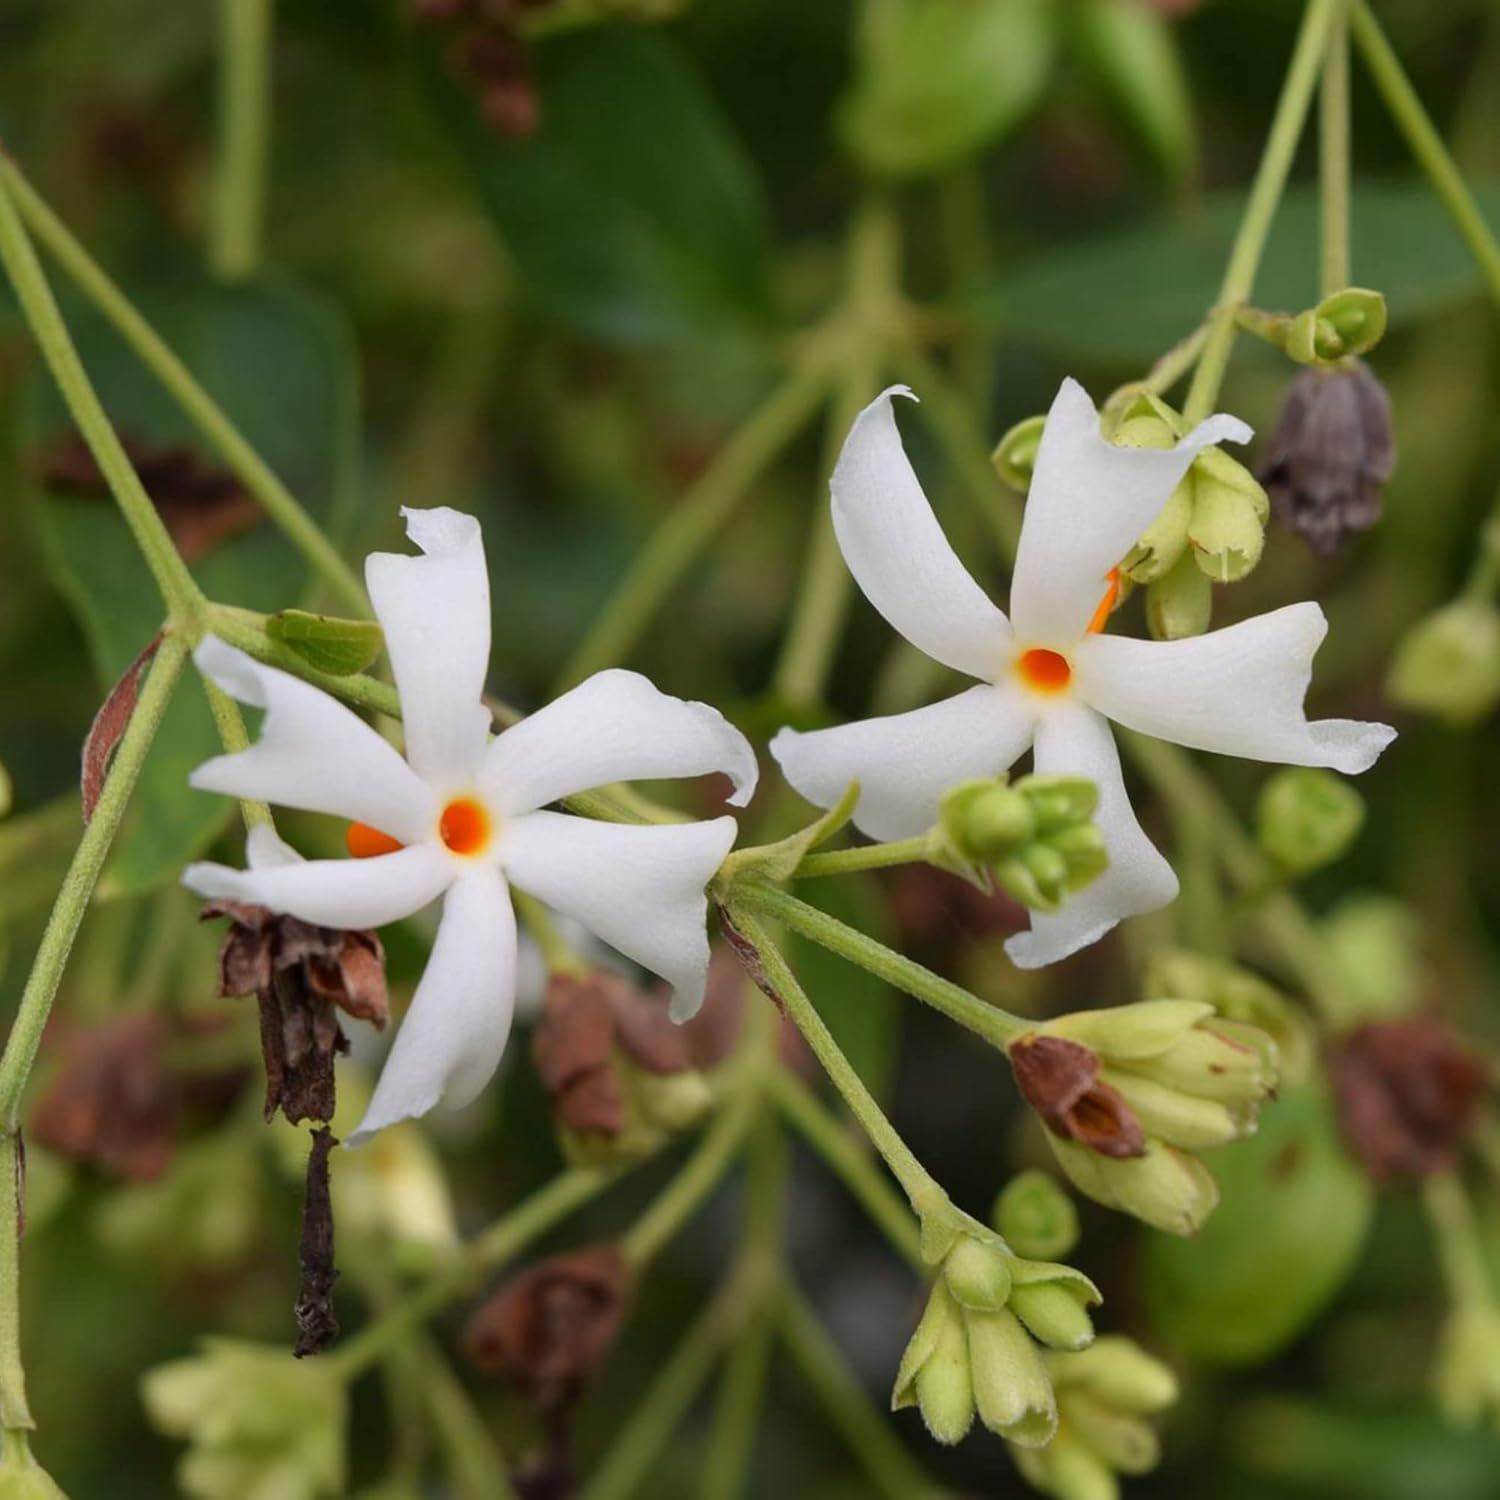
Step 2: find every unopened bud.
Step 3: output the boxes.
[1387,598,1500,726]
[1186,447,1269,582]
[1146,550,1211,640]
[993,1170,1079,1261]
[1049,1136,1219,1236]
[968,1308,1057,1446]
[1320,893,1423,1026]
[943,1233,1013,1311]
[939,779,1037,864]
[1256,766,1365,874]
[1283,288,1388,365]
[1009,1280,1095,1352]
[993,415,1047,491]
[1051,1334,1179,1413]
[1121,482,1192,583]
[893,1280,974,1445]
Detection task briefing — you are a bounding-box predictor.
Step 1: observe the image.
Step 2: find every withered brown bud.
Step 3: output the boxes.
[1008,1033,1147,1160]
[37,430,263,562]
[467,1245,631,1410]
[1256,362,1395,557]
[30,1013,179,1181]
[203,900,388,1126]
[294,1128,340,1358]
[1330,1017,1488,1181]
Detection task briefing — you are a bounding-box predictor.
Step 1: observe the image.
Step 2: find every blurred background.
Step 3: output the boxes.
[2,0,1500,1495]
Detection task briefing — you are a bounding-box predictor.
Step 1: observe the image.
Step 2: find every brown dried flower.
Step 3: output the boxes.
[1257,362,1395,557]
[294,1129,340,1358]
[30,1013,179,1181]
[1008,1034,1147,1160]
[467,1244,631,1410]
[1330,1017,1489,1181]
[203,899,388,1126]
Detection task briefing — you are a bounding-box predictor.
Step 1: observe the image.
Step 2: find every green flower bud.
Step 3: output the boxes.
[968,1308,1057,1446]
[1050,1334,1179,1414]
[1021,777,1101,833]
[1387,598,1500,726]
[1106,1071,1241,1150]
[1120,482,1192,583]
[993,1170,1079,1261]
[1012,1441,1116,1500]
[943,1231,1014,1311]
[994,415,1047,491]
[1319,893,1423,1026]
[892,1281,974,1445]
[1104,391,1180,448]
[1434,1302,1500,1430]
[1145,550,1211,640]
[1042,998,1213,1058]
[1282,288,1388,364]
[1048,1136,1219,1236]
[143,1340,346,1500]
[938,778,1038,866]
[1010,1281,1096,1352]
[1256,767,1365,874]
[1186,449,1269,582]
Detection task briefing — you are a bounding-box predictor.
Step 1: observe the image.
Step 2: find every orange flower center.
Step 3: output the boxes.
[438,796,491,856]
[1016,648,1072,693]
[347,822,404,859]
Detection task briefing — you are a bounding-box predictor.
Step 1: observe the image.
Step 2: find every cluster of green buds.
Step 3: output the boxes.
[142,1340,345,1499]
[893,1217,1100,1447]
[1387,596,1500,727]
[1007,1000,1278,1235]
[994,392,1271,640]
[932,775,1107,913]
[1010,1336,1180,1500]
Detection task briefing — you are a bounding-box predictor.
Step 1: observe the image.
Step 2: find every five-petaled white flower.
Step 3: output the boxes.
[771,381,1395,968]
[182,508,756,1142]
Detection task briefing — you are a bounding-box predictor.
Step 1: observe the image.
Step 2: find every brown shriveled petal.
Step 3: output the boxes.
[1009,1033,1148,1160]
[1330,1017,1489,1182]
[466,1244,631,1411]
[294,1128,340,1358]
[82,633,162,823]
[36,430,262,562]
[30,1013,179,1181]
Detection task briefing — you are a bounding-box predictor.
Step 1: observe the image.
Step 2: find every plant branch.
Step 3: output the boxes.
[212,0,273,280]
[1320,0,1352,297]
[793,835,931,879]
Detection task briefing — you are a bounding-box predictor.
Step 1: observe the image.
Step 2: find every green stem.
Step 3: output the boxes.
[0,636,188,1130]
[621,1083,760,1270]
[557,363,830,692]
[1140,318,1213,398]
[723,907,947,1222]
[734,881,1023,1049]
[512,890,588,977]
[773,1285,946,1500]
[0,169,202,621]
[1424,1172,1495,1313]
[200,678,272,829]
[1320,0,1352,297]
[0,158,369,615]
[412,1327,520,1500]
[1351,0,1500,308]
[769,1067,921,1264]
[0,1136,29,1433]
[212,0,272,280]
[793,835,930,880]
[1182,0,1342,423]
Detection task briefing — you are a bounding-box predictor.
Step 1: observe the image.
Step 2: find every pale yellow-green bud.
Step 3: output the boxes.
[968,1308,1058,1446]
[1145,549,1211,640]
[1256,766,1365,874]
[1283,287,1388,365]
[1186,449,1269,582]
[1048,1136,1219,1237]
[1010,1280,1095,1351]
[892,1280,974,1445]
[1120,483,1192,583]
[1041,998,1212,1058]
[1387,598,1500,726]
[943,1232,1014,1312]
[1105,1071,1242,1150]
[634,1062,714,1134]
[1012,1441,1117,1500]
[1050,1335,1179,1414]
[993,1170,1079,1261]
[994,415,1047,491]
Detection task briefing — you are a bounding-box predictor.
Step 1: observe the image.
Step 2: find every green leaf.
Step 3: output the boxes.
[839,0,1056,178]
[266,610,383,677]
[1143,1086,1373,1365]
[415,26,769,342]
[25,276,359,898]
[966,179,1500,363]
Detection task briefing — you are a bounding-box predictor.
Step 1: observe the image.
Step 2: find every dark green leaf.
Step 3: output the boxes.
[416,26,769,341]
[266,610,383,677]
[1143,1086,1373,1365]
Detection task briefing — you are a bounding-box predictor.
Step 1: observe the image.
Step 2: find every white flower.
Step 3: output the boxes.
[771,381,1394,968]
[182,507,756,1142]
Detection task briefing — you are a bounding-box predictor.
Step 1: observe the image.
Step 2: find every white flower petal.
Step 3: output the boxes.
[350,866,516,1142]
[1005,702,1178,969]
[482,668,757,817]
[1073,603,1396,773]
[502,811,736,1021]
[189,638,436,843]
[365,507,494,791]
[771,683,1037,842]
[1011,379,1251,644]
[183,843,453,928]
[830,387,1012,681]
[245,823,303,870]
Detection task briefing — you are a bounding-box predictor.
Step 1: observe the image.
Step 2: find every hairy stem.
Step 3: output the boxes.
[1320,0,1352,297]
[212,0,273,279]
[793,834,931,879]
[1182,0,1342,423]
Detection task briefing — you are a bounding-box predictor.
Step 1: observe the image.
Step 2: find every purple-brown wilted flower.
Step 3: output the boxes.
[1257,362,1396,557]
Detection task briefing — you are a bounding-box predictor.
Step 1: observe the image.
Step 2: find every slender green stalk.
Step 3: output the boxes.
[1182,0,1342,423]
[0,169,202,620]
[0,637,188,1130]
[621,1083,760,1270]
[1140,317,1213,398]
[734,880,1024,1049]
[412,1328,520,1500]
[213,0,273,280]
[557,363,830,691]
[0,1135,29,1434]
[0,158,369,615]
[724,907,947,1221]
[769,1067,921,1264]
[1424,1172,1495,1312]
[773,1285,946,1500]
[1320,0,1352,297]
[200,678,272,829]
[793,834,930,880]
[1350,0,1500,308]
